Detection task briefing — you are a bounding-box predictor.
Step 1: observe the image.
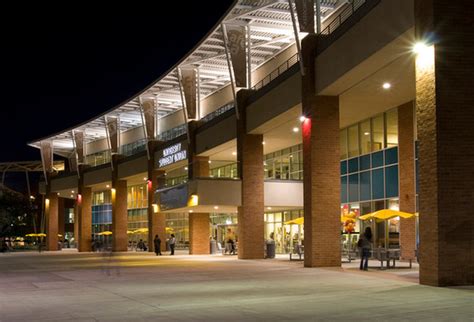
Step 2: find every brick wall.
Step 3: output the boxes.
[416,0,474,286]
[302,34,341,267]
[398,102,417,260]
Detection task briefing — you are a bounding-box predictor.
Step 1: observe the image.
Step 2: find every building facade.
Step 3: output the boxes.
[31,0,474,287]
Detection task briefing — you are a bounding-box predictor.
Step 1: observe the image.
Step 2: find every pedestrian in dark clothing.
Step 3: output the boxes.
[154,234,162,256]
[359,227,372,270]
[169,234,176,255]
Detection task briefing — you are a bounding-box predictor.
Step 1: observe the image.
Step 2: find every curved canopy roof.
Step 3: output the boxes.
[29,0,345,157]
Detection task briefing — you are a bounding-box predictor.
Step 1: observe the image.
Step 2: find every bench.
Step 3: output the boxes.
[289,244,304,261]
[371,248,412,269]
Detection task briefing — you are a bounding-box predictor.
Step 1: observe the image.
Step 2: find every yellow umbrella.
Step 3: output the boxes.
[98,231,112,236]
[37,233,47,237]
[359,209,415,221]
[133,228,149,234]
[127,230,135,234]
[284,217,304,225]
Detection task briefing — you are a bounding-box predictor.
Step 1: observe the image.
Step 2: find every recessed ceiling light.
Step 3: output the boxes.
[293,127,299,133]
[267,207,272,210]
[143,177,147,181]
[299,116,306,122]
[262,141,266,145]
[364,132,370,136]
[106,184,110,188]
[382,82,391,90]
[214,206,219,210]
[208,160,212,164]
[232,151,237,156]
[184,167,188,170]
[189,210,194,213]
[71,190,75,193]
[70,195,74,198]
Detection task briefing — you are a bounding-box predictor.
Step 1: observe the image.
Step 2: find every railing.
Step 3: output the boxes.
[121,138,147,156]
[321,0,366,35]
[200,102,235,123]
[158,123,187,142]
[252,0,367,91]
[252,53,299,91]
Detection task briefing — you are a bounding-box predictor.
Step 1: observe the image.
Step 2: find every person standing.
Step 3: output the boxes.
[359,227,372,271]
[154,234,162,256]
[169,234,176,255]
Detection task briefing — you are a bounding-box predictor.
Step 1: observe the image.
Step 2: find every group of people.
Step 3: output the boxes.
[153,234,176,256]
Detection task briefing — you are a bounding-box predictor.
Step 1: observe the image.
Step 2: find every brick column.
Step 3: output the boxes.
[58,197,65,240]
[45,192,59,251]
[74,202,79,248]
[77,186,92,252]
[111,155,127,252]
[237,90,264,259]
[398,102,417,261]
[415,0,474,286]
[302,34,341,267]
[189,155,210,254]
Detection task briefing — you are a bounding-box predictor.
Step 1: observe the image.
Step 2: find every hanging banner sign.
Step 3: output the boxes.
[73,130,84,164]
[179,68,198,120]
[157,142,188,168]
[142,100,156,139]
[225,24,248,88]
[295,0,315,33]
[106,117,118,154]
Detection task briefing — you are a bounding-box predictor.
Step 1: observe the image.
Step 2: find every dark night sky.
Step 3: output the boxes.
[0,2,234,163]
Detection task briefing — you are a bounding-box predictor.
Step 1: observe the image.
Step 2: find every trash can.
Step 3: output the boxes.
[265,240,276,259]
[210,239,217,254]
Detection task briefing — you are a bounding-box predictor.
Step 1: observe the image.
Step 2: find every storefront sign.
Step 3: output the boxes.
[157,142,187,168]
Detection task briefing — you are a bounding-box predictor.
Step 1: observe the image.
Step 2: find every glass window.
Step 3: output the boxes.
[372,151,384,168]
[360,171,371,201]
[348,125,359,157]
[385,147,398,165]
[372,115,385,151]
[341,176,348,204]
[340,161,347,175]
[372,168,384,200]
[340,129,348,159]
[348,174,359,202]
[348,158,358,173]
[359,120,371,155]
[385,165,399,198]
[386,109,398,147]
[360,154,370,171]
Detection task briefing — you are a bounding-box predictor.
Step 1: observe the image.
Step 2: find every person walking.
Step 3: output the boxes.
[359,227,373,271]
[154,234,162,256]
[169,234,176,255]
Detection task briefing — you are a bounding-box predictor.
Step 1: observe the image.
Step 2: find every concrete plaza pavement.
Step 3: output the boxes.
[0,250,472,321]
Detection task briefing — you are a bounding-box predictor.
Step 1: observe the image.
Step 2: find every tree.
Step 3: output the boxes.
[0,186,35,238]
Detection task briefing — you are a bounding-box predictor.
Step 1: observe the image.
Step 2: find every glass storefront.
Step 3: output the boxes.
[165,213,189,249]
[127,184,148,246]
[92,190,112,245]
[265,210,303,254]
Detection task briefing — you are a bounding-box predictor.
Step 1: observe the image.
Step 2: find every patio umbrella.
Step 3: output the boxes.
[359,209,415,221]
[284,217,304,225]
[133,228,149,234]
[98,231,112,236]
